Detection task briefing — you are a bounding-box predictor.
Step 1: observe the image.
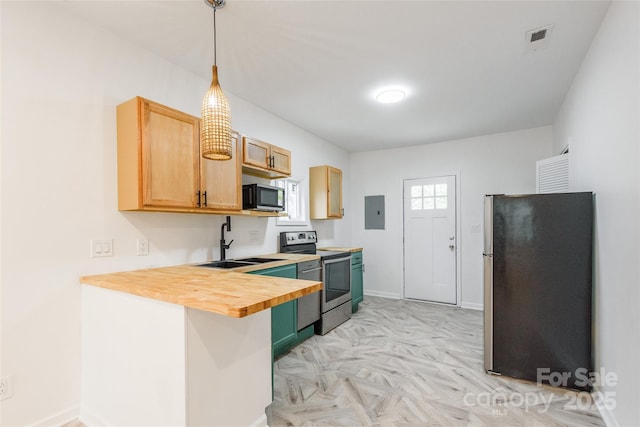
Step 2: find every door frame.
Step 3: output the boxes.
[402,172,462,307]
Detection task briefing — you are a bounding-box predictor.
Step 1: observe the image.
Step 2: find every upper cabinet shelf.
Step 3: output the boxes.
[242,136,291,179]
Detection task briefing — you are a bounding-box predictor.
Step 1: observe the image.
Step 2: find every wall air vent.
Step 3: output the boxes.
[536,153,569,194]
[526,25,554,52]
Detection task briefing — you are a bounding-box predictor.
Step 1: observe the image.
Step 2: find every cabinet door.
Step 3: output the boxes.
[142,100,200,208]
[327,166,343,218]
[270,146,291,176]
[271,301,296,357]
[351,252,363,312]
[200,131,242,210]
[249,264,297,359]
[242,136,270,170]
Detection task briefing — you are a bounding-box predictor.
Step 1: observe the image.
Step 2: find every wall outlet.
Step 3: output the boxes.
[91,239,113,257]
[0,377,13,401]
[248,230,259,241]
[137,239,149,256]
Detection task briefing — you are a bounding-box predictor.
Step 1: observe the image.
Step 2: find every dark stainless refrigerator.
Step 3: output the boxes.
[483,193,594,391]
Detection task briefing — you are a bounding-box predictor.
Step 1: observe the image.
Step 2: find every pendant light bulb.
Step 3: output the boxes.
[200,0,232,161]
[201,65,232,160]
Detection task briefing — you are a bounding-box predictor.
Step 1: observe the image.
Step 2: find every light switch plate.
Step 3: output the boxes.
[91,239,113,257]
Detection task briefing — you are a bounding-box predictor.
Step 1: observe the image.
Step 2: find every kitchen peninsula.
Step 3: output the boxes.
[80,255,321,426]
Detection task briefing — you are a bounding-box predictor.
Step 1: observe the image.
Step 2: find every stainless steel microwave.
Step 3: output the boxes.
[242,184,285,211]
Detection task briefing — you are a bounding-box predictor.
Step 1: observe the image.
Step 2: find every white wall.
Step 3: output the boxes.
[350,126,553,307]
[553,1,639,425]
[0,2,349,425]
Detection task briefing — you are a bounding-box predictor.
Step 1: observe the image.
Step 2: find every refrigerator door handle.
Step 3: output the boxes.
[484,195,494,255]
[483,252,494,372]
[483,195,494,373]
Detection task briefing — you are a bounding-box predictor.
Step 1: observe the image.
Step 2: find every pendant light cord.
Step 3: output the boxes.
[213,6,217,66]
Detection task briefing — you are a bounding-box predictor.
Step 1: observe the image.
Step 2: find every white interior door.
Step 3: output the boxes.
[403,176,457,304]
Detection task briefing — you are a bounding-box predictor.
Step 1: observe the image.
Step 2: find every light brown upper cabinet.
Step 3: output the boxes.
[242,136,291,179]
[199,131,241,211]
[309,165,343,219]
[117,97,241,213]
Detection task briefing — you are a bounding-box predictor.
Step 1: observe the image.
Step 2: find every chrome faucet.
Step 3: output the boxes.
[220,216,233,260]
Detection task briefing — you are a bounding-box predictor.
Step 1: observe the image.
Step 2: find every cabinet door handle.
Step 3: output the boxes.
[203,191,207,207]
[196,191,201,207]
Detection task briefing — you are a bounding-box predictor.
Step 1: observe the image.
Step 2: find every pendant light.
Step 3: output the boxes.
[201,0,232,160]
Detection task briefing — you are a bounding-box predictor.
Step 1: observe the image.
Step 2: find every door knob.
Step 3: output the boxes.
[449,244,455,250]
[449,236,455,240]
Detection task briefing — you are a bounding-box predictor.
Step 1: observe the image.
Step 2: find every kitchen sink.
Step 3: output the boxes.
[196,257,282,269]
[197,260,255,269]
[234,257,282,264]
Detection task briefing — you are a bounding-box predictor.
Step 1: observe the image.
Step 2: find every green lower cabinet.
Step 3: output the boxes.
[271,301,297,357]
[251,263,319,359]
[351,251,364,312]
[249,264,297,359]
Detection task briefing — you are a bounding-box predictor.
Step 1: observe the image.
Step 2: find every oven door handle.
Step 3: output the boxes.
[300,267,322,274]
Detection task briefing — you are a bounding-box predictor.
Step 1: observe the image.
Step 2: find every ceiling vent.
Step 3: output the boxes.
[526,25,554,51]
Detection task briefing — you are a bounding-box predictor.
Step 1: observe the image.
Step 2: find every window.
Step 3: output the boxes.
[410,183,447,211]
[276,177,307,226]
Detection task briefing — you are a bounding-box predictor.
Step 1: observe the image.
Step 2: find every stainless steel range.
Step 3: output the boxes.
[279,231,352,335]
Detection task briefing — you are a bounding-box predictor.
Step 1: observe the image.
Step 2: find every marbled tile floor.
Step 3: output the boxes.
[268,296,605,426]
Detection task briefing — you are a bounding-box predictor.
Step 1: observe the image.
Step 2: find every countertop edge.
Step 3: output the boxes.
[80,254,323,318]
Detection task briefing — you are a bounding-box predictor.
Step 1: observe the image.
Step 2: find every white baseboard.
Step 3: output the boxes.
[594,389,619,427]
[79,406,109,427]
[79,405,261,426]
[363,290,401,299]
[460,301,483,311]
[29,404,79,427]
[249,413,268,427]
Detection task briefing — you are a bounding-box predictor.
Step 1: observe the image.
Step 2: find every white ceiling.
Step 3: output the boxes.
[58,0,610,152]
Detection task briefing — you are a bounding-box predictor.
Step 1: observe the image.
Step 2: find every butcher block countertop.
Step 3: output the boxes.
[318,247,363,253]
[80,253,322,318]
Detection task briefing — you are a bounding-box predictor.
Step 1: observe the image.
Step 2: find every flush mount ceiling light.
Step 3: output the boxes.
[201,0,232,160]
[375,88,407,104]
